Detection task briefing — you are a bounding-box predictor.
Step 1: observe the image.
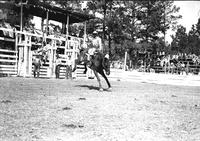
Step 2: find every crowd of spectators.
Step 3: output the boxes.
[111,53,200,76]
[142,53,200,75]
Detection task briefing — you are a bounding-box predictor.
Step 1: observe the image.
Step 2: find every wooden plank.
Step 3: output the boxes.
[0,59,17,63]
[0,37,15,42]
[0,49,17,53]
[0,68,17,71]
[0,65,16,68]
[0,27,14,32]
[31,66,49,69]
[0,71,17,74]
[0,54,18,58]
[16,30,43,38]
[31,43,42,46]
[0,27,83,45]
[57,46,66,49]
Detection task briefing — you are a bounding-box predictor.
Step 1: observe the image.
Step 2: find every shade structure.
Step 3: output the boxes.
[0,1,94,24]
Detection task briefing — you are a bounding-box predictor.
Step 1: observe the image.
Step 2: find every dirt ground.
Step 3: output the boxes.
[0,77,200,141]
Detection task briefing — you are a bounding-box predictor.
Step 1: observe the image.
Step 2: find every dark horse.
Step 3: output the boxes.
[74,50,111,91]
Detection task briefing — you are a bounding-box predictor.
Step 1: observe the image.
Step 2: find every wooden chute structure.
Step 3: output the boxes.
[0,0,93,78]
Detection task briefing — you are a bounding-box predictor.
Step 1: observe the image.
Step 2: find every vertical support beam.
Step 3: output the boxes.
[19,1,23,43]
[65,14,70,62]
[23,35,28,77]
[66,14,69,48]
[46,10,49,36]
[27,35,32,76]
[50,40,54,77]
[65,14,69,57]
[124,51,127,71]
[66,15,69,36]
[42,10,49,48]
[48,39,53,77]
[83,21,87,49]
[72,41,75,69]
[20,1,23,32]
[52,43,56,78]
[15,31,18,75]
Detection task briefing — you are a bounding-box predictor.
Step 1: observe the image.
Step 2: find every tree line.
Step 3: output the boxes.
[171,19,200,56]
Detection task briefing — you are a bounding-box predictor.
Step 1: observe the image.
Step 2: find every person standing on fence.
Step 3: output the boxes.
[65,55,72,79]
[55,54,61,79]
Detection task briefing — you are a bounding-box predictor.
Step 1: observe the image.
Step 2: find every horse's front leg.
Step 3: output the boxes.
[33,65,36,78]
[100,70,111,90]
[93,70,103,91]
[37,67,40,78]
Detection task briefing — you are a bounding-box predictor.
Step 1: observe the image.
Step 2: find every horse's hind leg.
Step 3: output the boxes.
[93,70,103,91]
[33,65,36,78]
[100,70,111,89]
[37,66,40,78]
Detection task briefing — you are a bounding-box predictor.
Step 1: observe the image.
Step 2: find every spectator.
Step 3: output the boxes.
[170,62,175,74]
[180,62,185,75]
[65,55,72,79]
[185,61,190,75]
[166,62,170,74]
[55,54,61,79]
[33,55,41,78]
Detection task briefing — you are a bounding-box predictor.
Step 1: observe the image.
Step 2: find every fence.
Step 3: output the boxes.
[0,27,83,78]
[0,49,18,76]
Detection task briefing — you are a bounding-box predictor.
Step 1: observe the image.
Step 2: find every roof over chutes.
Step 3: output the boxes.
[0,1,94,24]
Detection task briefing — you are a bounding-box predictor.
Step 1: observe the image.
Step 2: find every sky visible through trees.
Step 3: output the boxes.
[32,1,200,44]
[166,1,200,43]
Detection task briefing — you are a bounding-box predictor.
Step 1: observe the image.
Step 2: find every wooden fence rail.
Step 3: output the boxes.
[0,48,18,76]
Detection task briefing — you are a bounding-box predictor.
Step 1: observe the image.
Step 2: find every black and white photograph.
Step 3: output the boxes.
[0,0,200,140]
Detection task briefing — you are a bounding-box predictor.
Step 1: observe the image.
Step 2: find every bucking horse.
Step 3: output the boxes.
[74,50,111,91]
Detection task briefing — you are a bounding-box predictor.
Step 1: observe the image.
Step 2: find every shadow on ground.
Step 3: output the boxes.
[75,85,111,92]
[75,85,100,90]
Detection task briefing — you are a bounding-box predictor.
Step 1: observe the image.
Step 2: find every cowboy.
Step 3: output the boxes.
[85,31,103,73]
[88,31,103,55]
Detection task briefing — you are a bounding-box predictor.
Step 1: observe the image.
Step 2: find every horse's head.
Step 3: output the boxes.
[102,54,110,75]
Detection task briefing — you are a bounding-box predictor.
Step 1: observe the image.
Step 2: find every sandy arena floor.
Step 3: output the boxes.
[0,77,200,141]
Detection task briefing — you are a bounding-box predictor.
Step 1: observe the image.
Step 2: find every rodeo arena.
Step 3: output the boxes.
[1,1,200,141]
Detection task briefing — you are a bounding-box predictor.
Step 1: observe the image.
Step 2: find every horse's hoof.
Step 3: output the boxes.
[99,88,103,92]
[107,87,112,91]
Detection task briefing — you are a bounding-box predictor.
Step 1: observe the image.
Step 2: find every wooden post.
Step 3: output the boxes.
[49,39,55,77]
[20,2,23,32]
[46,10,49,36]
[66,15,69,36]
[47,39,52,77]
[23,35,28,77]
[124,51,127,71]
[65,14,70,78]
[15,30,18,75]
[83,21,87,48]
[19,1,23,44]
[27,35,32,76]
[66,14,69,49]
[65,14,69,55]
